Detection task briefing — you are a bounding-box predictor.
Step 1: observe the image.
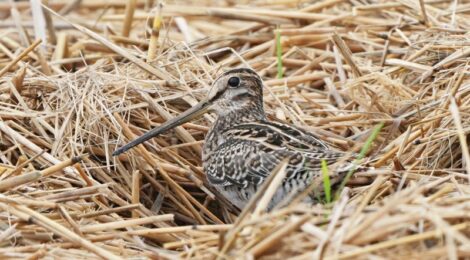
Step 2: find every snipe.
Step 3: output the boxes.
[113,68,351,209]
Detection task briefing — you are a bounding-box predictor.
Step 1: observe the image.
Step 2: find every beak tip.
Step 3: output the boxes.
[112,148,124,157]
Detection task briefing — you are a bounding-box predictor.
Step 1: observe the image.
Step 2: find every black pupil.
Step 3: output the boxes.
[228,77,240,87]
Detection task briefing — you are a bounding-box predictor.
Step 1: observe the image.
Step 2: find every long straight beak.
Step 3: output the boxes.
[113,99,211,156]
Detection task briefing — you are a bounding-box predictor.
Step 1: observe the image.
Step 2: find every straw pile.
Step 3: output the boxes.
[0,0,469,259]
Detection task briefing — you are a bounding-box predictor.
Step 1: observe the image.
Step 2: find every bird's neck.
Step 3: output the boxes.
[202,103,266,161]
[213,103,266,132]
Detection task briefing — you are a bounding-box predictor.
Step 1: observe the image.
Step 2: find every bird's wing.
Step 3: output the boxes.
[205,121,350,189]
[224,121,330,151]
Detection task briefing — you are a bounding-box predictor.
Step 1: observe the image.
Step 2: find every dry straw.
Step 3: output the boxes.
[0,0,469,259]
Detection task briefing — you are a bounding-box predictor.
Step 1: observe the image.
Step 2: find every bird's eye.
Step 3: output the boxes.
[228,76,240,88]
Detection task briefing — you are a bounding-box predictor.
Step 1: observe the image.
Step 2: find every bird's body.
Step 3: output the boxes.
[114,68,351,210]
[202,98,347,209]
[203,121,347,209]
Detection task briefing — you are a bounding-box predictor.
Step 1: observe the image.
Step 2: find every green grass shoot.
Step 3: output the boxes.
[275,29,283,79]
[321,159,332,204]
[335,122,385,200]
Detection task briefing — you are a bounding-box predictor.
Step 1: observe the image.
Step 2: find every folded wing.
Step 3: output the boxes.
[205,121,350,190]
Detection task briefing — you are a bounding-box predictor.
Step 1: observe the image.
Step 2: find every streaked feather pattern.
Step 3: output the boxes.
[203,120,350,209]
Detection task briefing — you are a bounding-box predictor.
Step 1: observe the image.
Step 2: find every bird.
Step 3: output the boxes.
[113,68,354,210]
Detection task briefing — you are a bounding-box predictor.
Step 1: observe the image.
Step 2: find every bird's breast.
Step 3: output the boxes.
[201,129,226,163]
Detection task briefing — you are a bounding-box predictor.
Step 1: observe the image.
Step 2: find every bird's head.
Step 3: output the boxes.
[206,68,263,116]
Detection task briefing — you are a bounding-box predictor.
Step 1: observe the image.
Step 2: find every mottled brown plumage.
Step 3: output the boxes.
[114,68,351,209]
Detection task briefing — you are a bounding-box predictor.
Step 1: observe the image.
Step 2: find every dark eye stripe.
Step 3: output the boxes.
[232,92,252,101]
[210,88,225,101]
